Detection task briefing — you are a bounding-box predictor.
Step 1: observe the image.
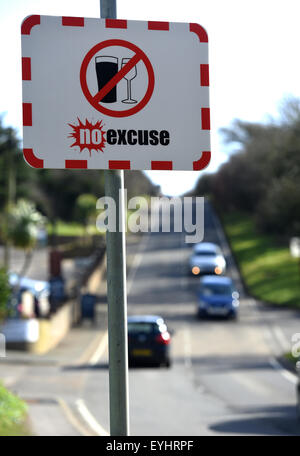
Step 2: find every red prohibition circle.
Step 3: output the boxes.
[80,39,155,118]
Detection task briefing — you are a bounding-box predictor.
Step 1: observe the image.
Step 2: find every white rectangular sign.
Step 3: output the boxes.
[21,15,210,171]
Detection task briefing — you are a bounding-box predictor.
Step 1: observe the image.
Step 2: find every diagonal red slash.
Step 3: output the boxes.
[80,39,155,118]
[93,53,141,104]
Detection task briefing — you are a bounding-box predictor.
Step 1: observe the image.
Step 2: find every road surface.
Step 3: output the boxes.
[0,200,299,436]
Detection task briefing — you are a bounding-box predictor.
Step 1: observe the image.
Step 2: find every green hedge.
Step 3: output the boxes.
[0,383,29,436]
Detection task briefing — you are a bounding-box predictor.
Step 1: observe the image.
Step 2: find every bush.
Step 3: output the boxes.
[0,382,28,436]
[0,268,11,321]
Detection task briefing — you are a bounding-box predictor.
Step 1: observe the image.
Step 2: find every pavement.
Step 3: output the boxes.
[0,246,76,284]
[0,243,109,436]
[1,201,300,436]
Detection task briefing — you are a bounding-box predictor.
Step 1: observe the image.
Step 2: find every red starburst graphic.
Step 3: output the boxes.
[68,118,106,156]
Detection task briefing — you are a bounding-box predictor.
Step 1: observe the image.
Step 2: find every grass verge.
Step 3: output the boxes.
[47,221,101,237]
[221,211,300,308]
[0,382,29,436]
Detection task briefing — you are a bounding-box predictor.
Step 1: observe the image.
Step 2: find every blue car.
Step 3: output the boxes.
[197,275,239,319]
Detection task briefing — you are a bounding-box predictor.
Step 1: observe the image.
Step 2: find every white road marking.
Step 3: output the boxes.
[209,203,298,390]
[248,298,258,309]
[272,326,290,352]
[76,398,109,436]
[57,397,93,436]
[127,232,150,295]
[263,327,274,343]
[231,371,275,396]
[268,357,298,385]
[183,326,192,369]
[180,231,189,290]
[88,330,108,366]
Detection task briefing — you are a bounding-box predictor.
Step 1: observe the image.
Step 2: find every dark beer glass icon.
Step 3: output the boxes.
[121,58,137,104]
[95,56,118,103]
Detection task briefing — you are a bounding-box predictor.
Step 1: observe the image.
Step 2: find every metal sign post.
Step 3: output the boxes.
[100,0,130,437]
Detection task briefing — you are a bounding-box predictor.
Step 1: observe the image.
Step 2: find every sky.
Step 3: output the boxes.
[1,0,300,195]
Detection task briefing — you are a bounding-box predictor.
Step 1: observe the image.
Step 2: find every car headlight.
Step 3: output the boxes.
[216,256,226,267]
[198,300,207,309]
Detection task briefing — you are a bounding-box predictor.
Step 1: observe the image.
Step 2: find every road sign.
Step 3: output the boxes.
[290,237,300,258]
[21,15,210,171]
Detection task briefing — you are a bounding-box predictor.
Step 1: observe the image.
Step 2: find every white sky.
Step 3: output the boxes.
[1,0,300,195]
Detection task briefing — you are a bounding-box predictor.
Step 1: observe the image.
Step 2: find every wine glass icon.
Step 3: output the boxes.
[121,58,137,104]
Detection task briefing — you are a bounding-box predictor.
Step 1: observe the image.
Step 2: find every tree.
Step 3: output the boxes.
[0,117,21,267]
[256,176,300,236]
[34,169,105,225]
[0,268,11,321]
[192,96,300,237]
[1,200,45,277]
[75,193,97,235]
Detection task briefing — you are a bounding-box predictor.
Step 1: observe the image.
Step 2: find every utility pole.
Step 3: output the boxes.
[100,0,130,437]
[4,132,16,269]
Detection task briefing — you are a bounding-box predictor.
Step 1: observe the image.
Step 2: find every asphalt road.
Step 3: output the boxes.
[81,200,300,436]
[1,200,300,436]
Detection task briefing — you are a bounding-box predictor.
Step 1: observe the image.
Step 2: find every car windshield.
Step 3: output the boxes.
[195,250,216,256]
[200,284,233,296]
[128,322,155,334]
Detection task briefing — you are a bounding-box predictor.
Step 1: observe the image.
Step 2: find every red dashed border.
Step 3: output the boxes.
[65,159,87,169]
[200,64,209,86]
[109,160,131,170]
[22,103,32,126]
[62,17,84,27]
[106,19,127,29]
[193,152,211,170]
[148,21,169,31]
[22,57,31,80]
[189,23,208,43]
[201,108,210,130]
[21,15,40,35]
[23,148,44,168]
[151,161,173,170]
[22,17,210,171]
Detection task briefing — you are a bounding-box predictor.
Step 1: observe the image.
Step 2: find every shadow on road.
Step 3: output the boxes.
[209,404,300,435]
[61,363,109,371]
[176,354,287,373]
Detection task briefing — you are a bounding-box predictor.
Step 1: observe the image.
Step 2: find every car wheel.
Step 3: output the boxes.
[165,359,171,368]
[296,387,300,419]
[297,402,300,420]
[197,311,205,320]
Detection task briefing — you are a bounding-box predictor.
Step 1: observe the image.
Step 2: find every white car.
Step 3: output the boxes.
[189,242,226,276]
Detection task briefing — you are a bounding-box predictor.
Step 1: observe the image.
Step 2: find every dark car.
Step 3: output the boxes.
[197,275,239,319]
[128,315,171,367]
[297,372,300,418]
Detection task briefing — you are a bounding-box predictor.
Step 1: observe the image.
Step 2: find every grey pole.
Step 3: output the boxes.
[100,0,116,19]
[100,0,130,436]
